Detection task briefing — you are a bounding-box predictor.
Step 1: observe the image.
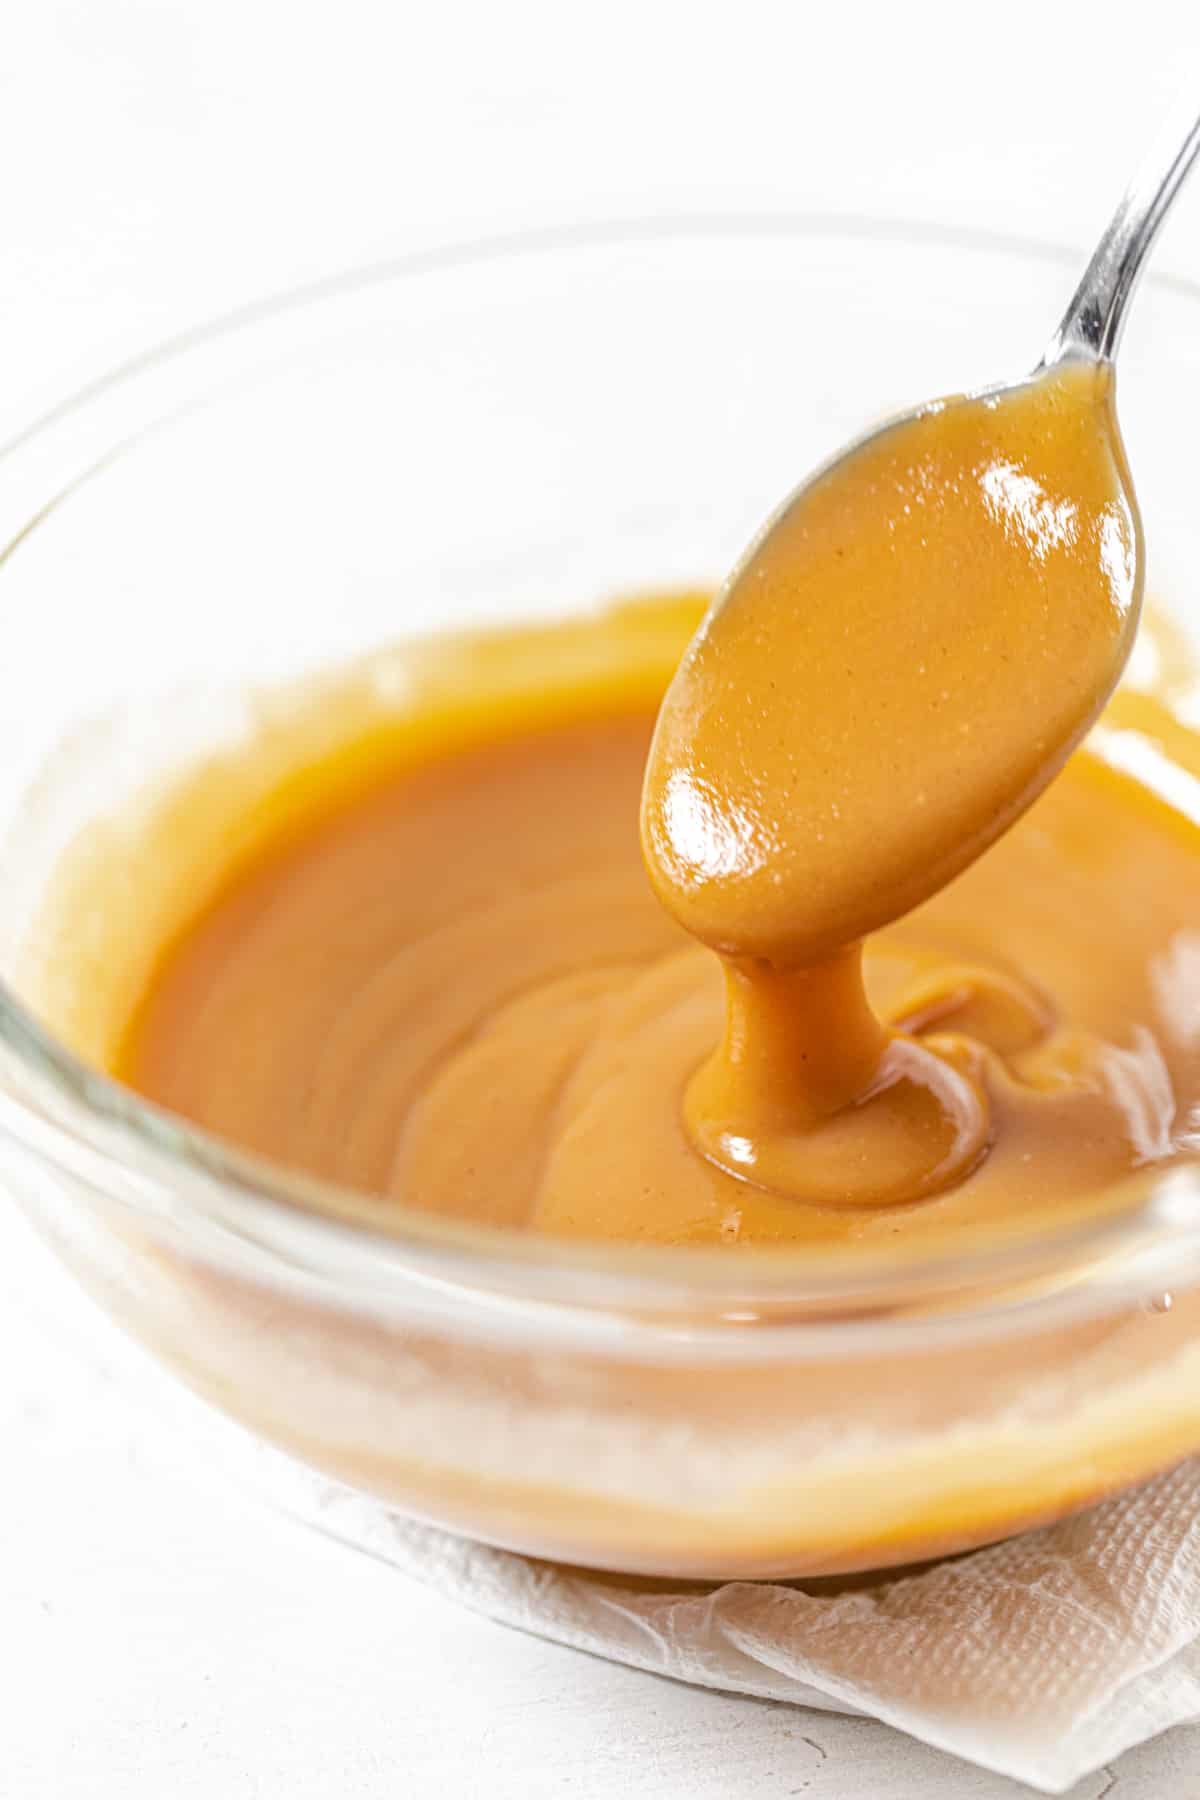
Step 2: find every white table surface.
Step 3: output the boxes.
[5,4,1200,1794]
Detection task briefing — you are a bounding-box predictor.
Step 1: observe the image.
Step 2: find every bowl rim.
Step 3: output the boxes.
[3,209,1198,1343]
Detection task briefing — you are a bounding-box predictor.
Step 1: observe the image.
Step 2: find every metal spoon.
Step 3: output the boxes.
[643,96,1200,965]
[1042,92,1200,368]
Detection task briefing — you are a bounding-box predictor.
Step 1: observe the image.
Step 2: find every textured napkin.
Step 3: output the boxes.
[243,1441,1200,1795]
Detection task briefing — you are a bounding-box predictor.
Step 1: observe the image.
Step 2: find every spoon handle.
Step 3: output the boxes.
[1042,92,1200,367]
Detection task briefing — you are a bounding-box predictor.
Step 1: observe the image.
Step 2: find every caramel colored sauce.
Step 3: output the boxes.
[643,362,1142,1207]
[109,596,1200,1250]
[27,361,1200,1582]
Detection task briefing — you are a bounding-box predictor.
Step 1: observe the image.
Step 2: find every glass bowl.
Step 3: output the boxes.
[2,218,1200,1580]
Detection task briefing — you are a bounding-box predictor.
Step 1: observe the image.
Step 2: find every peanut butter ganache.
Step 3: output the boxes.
[82,367,1200,1259]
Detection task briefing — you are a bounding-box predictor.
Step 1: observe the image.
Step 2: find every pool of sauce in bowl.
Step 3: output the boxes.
[108,583,1200,1253]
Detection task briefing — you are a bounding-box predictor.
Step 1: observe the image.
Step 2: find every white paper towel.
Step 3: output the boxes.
[220,1432,1200,1796]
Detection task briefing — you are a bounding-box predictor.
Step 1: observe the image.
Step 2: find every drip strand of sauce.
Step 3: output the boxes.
[686,951,990,1205]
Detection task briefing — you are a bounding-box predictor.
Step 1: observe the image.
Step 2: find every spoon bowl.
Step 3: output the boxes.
[641,360,1142,961]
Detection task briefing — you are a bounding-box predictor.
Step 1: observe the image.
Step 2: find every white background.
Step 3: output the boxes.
[4,3,1200,1794]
